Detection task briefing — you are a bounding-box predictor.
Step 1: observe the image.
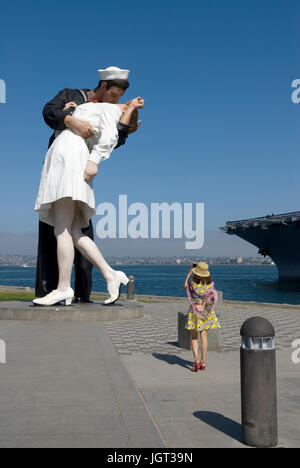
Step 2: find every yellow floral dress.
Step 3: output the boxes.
[185,281,221,332]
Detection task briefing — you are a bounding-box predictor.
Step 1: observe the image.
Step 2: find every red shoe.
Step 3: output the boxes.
[199,362,206,371]
[191,361,201,372]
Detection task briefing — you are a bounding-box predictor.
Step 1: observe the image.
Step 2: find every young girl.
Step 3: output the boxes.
[184,262,221,372]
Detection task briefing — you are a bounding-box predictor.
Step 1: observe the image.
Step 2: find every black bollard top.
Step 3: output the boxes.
[240,316,275,338]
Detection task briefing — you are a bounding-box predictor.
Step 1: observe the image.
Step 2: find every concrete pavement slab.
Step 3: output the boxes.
[1,297,299,448]
[121,349,300,448]
[0,320,165,448]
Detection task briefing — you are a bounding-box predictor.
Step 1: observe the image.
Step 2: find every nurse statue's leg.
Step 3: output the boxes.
[71,204,116,284]
[71,203,130,304]
[53,197,76,292]
[32,197,76,306]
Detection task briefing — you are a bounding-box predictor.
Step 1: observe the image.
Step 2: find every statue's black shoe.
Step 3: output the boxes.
[74,297,94,304]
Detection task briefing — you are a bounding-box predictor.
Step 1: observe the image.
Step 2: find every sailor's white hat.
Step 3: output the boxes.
[98,66,130,81]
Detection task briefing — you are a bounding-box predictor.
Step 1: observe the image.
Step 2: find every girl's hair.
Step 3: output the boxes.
[192,274,213,285]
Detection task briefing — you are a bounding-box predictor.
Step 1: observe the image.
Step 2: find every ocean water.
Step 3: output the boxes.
[1,264,300,305]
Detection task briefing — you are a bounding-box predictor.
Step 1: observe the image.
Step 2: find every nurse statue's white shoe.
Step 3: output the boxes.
[104,271,130,305]
[32,288,74,306]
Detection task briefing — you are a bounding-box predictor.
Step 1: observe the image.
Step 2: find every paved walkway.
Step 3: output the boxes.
[0,320,164,448]
[104,299,300,354]
[0,299,299,448]
[122,349,300,448]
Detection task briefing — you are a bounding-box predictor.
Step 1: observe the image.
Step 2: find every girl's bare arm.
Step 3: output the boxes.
[184,269,193,289]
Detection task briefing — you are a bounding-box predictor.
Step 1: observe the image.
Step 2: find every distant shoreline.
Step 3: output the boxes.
[0,263,276,268]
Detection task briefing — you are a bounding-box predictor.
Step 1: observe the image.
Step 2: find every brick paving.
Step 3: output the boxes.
[104,299,300,355]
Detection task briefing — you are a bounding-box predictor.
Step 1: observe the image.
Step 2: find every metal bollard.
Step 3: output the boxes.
[240,317,278,447]
[127,275,135,300]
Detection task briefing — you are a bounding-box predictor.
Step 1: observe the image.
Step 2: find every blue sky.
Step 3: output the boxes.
[0,0,299,256]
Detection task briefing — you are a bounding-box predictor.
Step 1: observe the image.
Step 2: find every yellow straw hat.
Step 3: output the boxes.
[192,262,211,278]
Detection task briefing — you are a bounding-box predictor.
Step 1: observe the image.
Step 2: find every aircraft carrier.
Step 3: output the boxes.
[221,211,300,283]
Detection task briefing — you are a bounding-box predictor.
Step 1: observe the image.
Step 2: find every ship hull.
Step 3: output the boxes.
[222,212,300,284]
[232,225,300,283]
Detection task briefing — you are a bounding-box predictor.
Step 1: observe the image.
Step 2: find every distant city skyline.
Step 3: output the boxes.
[0,253,274,267]
[0,228,260,257]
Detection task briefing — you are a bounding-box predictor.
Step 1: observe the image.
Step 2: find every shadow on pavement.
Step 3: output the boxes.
[152,353,193,370]
[194,411,242,443]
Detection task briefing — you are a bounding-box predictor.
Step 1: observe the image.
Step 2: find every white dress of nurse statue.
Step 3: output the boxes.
[33,66,144,306]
